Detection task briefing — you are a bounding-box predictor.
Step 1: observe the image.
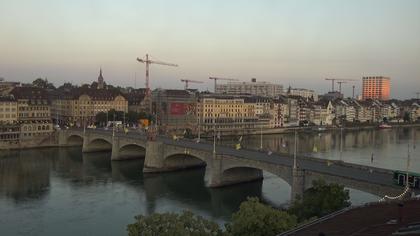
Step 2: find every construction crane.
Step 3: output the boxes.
[336,81,347,93]
[209,77,238,93]
[325,78,357,92]
[180,79,203,90]
[136,54,178,95]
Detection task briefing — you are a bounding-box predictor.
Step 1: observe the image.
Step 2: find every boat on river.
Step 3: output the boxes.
[378,123,392,129]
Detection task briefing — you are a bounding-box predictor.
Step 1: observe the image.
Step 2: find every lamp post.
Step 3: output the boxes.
[112,113,115,137]
[213,98,216,157]
[260,123,263,150]
[293,130,298,169]
[197,102,201,143]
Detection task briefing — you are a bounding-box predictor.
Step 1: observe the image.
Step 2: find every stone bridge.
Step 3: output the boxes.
[58,129,413,200]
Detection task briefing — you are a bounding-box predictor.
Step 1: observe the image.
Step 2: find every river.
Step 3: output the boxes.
[0,127,419,235]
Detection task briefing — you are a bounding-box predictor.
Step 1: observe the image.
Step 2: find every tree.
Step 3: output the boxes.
[288,179,350,222]
[127,211,222,236]
[403,111,411,123]
[225,197,297,236]
[95,112,107,126]
[32,78,55,89]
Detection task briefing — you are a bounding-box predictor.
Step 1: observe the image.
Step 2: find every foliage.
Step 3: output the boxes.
[127,211,222,236]
[288,179,350,222]
[225,197,297,236]
[32,78,55,89]
[403,111,411,122]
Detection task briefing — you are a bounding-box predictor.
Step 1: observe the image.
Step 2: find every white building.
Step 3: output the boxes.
[288,88,318,101]
[216,78,283,97]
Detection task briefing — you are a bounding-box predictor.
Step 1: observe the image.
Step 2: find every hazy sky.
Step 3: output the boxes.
[1,0,419,98]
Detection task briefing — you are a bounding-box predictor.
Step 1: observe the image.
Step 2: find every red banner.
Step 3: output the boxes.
[170,103,196,115]
[170,103,187,115]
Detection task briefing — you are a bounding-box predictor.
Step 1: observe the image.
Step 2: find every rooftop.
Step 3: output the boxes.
[282,198,420,236]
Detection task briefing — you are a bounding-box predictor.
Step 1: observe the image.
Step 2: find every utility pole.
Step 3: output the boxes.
[352,85,355,99]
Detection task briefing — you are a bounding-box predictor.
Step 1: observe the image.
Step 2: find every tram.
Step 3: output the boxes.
[393,171,420,189]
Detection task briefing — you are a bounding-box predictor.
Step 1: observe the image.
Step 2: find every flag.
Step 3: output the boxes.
[235,143,241,150]
[173,135,178,140]
[183,129,187,135]
[238,136,243,142]
[312,145,318,152]
[124,128,128,134]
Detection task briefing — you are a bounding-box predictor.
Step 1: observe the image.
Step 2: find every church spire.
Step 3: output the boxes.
[98,68,104,89]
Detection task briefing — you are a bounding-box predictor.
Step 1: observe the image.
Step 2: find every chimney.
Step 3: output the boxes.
[251,78,256,83]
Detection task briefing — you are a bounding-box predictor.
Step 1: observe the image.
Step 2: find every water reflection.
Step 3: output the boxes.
[0,127,418,235]
[222,127,420,172]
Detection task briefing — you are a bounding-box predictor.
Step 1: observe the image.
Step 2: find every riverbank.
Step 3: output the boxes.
[0,132,59,152]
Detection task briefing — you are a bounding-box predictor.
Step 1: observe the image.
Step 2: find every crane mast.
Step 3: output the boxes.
[136,54,178,95]
[180,79,203,90]
[209,77,238,93]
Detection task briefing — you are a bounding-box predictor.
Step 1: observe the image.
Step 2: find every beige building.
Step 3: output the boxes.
[0,97,18,124]
[10,87,53,139]
[197,96,261,134]
[52,88,128,126]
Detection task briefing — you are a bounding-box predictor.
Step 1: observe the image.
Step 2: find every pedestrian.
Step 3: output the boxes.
[371,153,374,163]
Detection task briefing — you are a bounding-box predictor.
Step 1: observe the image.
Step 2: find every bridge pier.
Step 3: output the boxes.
[143,141,165,173]
[291,168,305,201]
[110,137,120,161]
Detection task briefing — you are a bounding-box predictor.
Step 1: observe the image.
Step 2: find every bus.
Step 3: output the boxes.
[393,170,420,189]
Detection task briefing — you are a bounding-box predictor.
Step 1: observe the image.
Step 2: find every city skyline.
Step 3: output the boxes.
[1,0,419,99]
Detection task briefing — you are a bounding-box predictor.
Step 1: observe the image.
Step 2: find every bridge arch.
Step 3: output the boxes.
[67,134,84,146]
[83,138,112,153]
[119,144,146,159]
[163,153,207,171]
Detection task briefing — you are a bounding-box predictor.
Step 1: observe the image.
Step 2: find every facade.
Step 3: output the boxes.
[362,76,391,100]
[51,88,128,126]
[197,95,260,134]
[152,89,198,133]
[288,88,318,101]
[0,96,18,124]
[216,78,283,97]
[10,87,53,139]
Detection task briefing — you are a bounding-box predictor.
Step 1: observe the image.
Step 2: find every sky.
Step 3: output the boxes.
[0,0,419,99]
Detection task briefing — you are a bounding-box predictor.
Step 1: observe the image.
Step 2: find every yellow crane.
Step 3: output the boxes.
[180,79,203,90]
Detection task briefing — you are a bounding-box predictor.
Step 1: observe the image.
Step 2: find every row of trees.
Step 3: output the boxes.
[127,179,350,236]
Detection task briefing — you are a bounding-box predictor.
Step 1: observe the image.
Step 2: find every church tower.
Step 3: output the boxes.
[98,68,104,89]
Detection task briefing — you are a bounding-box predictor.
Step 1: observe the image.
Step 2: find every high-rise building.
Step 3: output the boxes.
[362,76,390,100]
[216,78,283,97]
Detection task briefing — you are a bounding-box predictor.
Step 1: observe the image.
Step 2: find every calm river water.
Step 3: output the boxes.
[0,127,419,235]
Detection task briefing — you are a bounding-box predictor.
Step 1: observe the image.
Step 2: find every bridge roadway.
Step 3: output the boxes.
[59,128,416,199]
